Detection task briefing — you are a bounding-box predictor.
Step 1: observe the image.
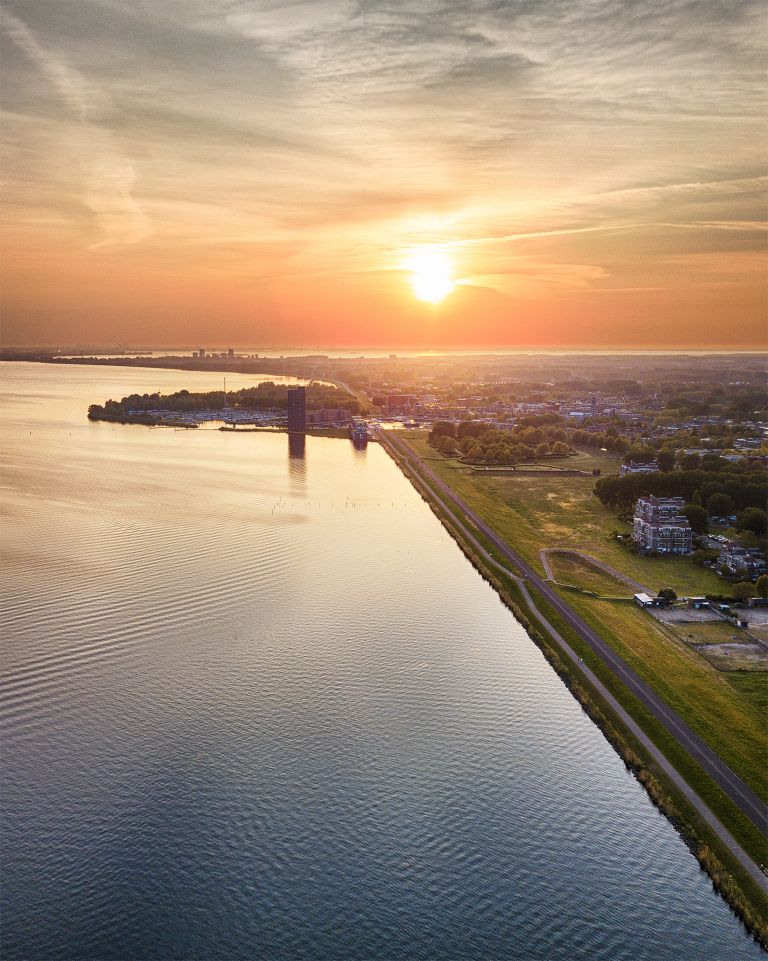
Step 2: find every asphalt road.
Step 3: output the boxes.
[381,431,768,849]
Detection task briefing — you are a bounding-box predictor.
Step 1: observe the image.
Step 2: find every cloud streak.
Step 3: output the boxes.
[0,4,148,247]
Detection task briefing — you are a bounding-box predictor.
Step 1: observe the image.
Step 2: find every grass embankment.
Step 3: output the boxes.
[398,433,767,788]
[546,551,632,595]
[385,437,768,945]
[560,592,767,801]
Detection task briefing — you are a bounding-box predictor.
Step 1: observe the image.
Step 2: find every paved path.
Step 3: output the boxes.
[379,430,768,891]
[539,548,650,592]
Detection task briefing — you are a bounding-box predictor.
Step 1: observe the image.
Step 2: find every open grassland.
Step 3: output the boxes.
[670,620,747,644]
[643,615,768,671]
[402,432,725,596]
[397,432,768,801]
[546,551,632,595]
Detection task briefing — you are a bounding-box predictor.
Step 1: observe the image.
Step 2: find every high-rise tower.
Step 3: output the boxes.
[287,386,306,431]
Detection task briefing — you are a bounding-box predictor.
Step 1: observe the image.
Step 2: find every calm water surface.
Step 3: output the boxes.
[0,363,760,960]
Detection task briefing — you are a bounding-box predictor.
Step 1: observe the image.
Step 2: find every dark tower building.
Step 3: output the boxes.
[287,386,306,431]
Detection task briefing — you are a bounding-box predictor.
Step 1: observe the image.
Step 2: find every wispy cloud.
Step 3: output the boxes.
[0,0,764,345]
[0,4,149,247]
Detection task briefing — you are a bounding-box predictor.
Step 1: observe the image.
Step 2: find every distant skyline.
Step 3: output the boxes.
[1,0,766,348]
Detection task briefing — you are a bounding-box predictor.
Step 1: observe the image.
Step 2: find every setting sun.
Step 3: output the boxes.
[406,246,455,303]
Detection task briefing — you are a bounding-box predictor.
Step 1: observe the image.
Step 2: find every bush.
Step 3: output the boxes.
[736,506,767,539]
[732,582,755,604]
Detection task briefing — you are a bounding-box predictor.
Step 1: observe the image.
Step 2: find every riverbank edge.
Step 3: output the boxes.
[381,434,768,949]
[87,412,353,439]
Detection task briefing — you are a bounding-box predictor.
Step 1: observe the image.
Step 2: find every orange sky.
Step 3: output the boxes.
[1,0,766,348]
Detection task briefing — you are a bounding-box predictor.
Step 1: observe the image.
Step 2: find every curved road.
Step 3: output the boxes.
[380,430,768,887]
[539,547,650,592]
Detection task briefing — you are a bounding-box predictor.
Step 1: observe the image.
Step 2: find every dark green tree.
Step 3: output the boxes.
[657,449,676,472]
[683,504,708,534]
[706,492,733,518]
[429,421,456,441]
[736,507,767,539]
[732,582,754,603]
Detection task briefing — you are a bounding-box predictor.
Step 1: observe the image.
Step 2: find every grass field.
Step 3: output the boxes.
[671,620,747,645]
[396,431,768,803]
[546,551,632,595]
[402,432,725,596]
[561,593,767,800]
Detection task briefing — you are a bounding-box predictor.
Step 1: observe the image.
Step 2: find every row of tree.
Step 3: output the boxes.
[88,383,359,421]
[621,445,765,472]
[569,429,630,454]
[593,467,767,514]
[429,422,572,464]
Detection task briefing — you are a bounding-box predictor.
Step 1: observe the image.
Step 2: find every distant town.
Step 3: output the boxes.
[8,347,767,591]
[31,345,762,590]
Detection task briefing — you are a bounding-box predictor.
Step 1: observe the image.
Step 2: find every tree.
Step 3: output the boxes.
[682,504,708,534]
[692,547,719,567]
[732,582,754,604]
[623,445,656,465]
[736,506,767,539]
[701,453,726,471]
[756,574,768,598]
[657,449,676,472]
[436,435,460,457]
[552,441,570,456]
[679,452,700,470]
[737,530,761,550]
[457,420,488,439]
[429,421,456,442]
[706,492,733,518]
[658,588,677,603]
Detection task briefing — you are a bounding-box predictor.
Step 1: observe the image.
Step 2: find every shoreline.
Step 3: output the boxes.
[87,414,357,440]
[378,429,768,948]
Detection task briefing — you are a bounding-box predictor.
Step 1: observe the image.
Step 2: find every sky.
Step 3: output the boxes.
[1,0,766,348]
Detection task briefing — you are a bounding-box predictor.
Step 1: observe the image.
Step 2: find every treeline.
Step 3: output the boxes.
[88,384,358,421]
[662,385,766,420]
[594,467,767,514]
[568,429,630,454]
[429,420,571,464]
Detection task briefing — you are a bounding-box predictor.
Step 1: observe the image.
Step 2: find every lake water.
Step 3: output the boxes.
[0,362,760,960]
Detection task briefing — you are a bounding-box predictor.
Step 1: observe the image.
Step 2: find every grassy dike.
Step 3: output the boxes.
[382,434,768,948]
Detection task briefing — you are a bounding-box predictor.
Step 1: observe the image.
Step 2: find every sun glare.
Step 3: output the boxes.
[406,246,455,303]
